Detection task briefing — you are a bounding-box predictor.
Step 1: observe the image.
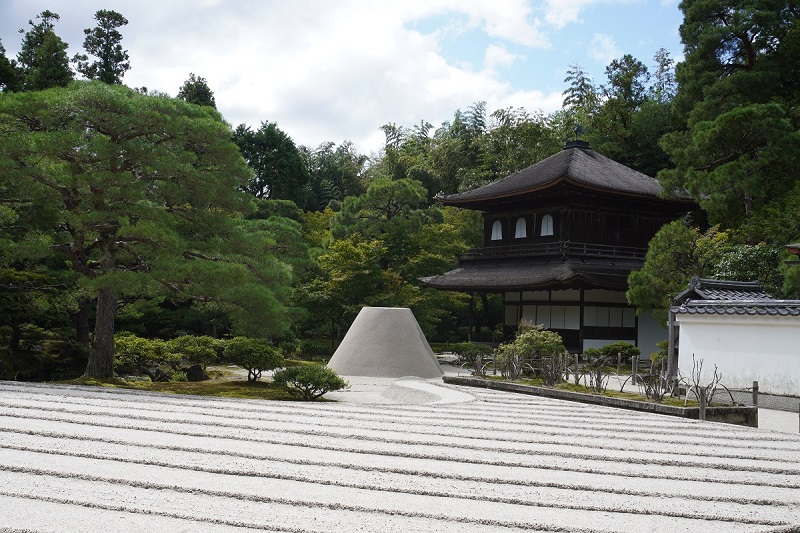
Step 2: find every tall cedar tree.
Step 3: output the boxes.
[16,10,74,91]
[73,10,131,84]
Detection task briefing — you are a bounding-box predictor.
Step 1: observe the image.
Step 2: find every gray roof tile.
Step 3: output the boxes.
[673,277,771,303]
[673,300,800,316]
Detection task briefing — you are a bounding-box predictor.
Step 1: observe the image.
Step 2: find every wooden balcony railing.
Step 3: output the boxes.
[462,241,647,260]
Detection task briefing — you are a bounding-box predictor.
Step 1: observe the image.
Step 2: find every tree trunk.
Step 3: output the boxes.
[9,322,21,353]
[85,287,117,378]
[74,296,91,345]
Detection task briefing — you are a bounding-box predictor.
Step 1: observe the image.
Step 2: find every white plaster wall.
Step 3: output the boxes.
[675,314,800,396]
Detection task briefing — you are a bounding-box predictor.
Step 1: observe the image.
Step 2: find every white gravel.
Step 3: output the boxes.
[1,378,799,533]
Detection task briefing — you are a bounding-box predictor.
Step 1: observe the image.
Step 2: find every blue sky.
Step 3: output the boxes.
[0,0,685,155]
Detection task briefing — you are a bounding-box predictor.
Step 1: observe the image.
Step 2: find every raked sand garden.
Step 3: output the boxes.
[1,376,799,533]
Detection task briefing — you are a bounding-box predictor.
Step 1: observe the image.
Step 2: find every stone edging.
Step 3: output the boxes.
[443,376,758,427]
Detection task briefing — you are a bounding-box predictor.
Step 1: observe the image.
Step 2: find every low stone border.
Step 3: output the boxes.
[443,376,758,427]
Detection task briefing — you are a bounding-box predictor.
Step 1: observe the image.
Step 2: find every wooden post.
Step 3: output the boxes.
[616,352,621,375]
[699,388,707,421]
[752,380,759,406]
[631,356,638,385]
[666,308,678,381]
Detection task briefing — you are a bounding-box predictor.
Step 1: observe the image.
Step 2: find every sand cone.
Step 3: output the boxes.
[328,307,443,379]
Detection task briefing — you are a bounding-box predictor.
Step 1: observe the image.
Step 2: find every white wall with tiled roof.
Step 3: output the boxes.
[675,311,800,395]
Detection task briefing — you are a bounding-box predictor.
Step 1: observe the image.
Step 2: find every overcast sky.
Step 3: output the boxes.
[1,0,684,155]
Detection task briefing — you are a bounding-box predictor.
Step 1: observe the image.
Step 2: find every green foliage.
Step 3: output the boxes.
[0,82,294,377]
[562,63,599,114]
[177,73,216,108]
[650,340,668,365]
[581,347,611,393]
[113,333,168,376]
[16,10,74,91]
[297,175,479,342]
[72,10,130,84]
[582,347,602,360]
[715,242,784,296]
[452,342,493,376]
[0,38,21,92]
[627,221,724,325]
[598,342,640,363]
[661,0,800,240]
[296,339,333,360]
[628,220,788,323]
[167,335,220,368]
[224,337,285,381]
[330,177,429,246]
[479,108,562,179]
[234,122,310,207]
[781,251,800,298]
[272,364,348,400]
[301,141,366,211]
[496,328,565,382]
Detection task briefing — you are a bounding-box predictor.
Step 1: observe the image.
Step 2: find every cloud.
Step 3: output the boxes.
[544,0,599,29]
[484,44,519,71]
[588,33,620,66]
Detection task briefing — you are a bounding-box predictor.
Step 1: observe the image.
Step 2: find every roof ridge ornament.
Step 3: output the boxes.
[564,123,590,150]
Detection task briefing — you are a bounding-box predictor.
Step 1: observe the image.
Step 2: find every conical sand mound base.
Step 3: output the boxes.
[328,307,443,379]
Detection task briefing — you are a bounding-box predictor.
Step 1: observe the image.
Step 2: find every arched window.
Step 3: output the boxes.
[514,217,527,238]
[540,214,554,237]
[491,220,503,241]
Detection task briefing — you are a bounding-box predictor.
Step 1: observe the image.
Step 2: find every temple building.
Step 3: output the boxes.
[422,140,696,354]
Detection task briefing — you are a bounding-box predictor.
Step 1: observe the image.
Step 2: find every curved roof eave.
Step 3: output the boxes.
[436,175,694,207]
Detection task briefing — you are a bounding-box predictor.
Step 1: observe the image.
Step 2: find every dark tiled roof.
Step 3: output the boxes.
[673,300,800,317]
[672,277,800,317]
[786,242,800,255]
[437,143,688,205]
[420,258,637,291]
[673,277,771,303]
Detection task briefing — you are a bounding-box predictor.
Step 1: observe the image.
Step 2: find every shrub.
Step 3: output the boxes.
[497,328,566,383]
[582,347,611,393]
[114,333,168,377]
[224,337,285,381]
[278,339,300,359]
[167,335,220,368]
[598,342,640,364]
[298,338,332,360]
[272,365,348,400]
[452,342,493,377]
[495,343,523,380]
